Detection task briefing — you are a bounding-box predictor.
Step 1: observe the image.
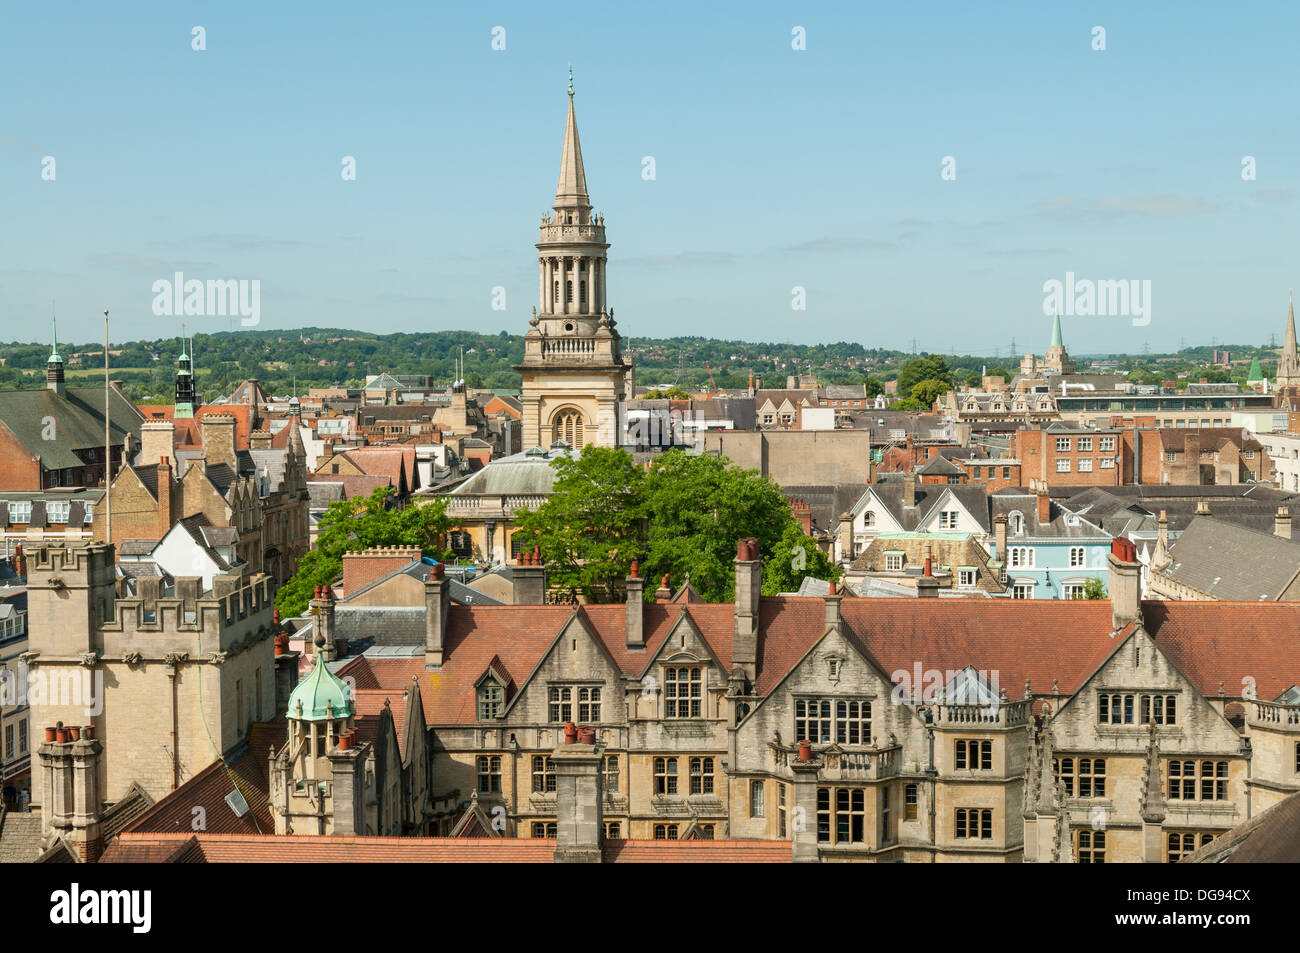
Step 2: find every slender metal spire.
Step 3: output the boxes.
[555,71,589,206]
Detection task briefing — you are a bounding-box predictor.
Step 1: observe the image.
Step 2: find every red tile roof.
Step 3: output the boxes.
[334,596,1300,724]
[120,720,286,838]
[102,832,791,862]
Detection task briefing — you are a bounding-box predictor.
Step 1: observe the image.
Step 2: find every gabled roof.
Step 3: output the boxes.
[1159,516,1300,600]
[0,387,142,470]
[917,455,966,477]
[333,596,1300,724]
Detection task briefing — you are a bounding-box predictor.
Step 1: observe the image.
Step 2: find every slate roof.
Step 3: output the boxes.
[1159,517,1300,600]
[781,483,868,533]
[0,810,44,863]
[1060,485,1300,540]
[0,386,143,470]
[862,482,992,533]
[989,491,1109,539]
[917,455,966,477]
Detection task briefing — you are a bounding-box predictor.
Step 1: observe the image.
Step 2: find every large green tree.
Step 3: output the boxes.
[897,355,953,398]
[761,522,842,595]
[510,446,646,603]
[275,486,454,617]
[910,378,951,408]
[640,451,819,601]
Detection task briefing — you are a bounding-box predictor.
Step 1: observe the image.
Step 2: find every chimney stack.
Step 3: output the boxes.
[626,561,644,648]
[655,574,672,603]
[823,581,843,632]
[733,538,761,681]
[838,511,854,565]
[156,455,173,539]
[903,470,917,508]
[1035,479,1051,525]
[1195,499,1211,517]
[424,564,450,669]
[513,547,547,605]
[1107,538,1141,630]
[1277,506,1292,540]
[552,737,605,863]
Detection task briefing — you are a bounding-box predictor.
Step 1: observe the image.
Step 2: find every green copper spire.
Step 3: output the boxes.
[1248,355,1264,380]
[1049,312,1064,349]
[48,314,63,365]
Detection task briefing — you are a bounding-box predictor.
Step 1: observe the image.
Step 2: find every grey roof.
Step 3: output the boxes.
[917,455,966,477]
[0,387,143,471]
[782,484,868,534]
[989,491,1109,539]
[0,811,43,863]
[334,606,426,648]
[821,385,866,399]
[308,482,345,506]
[1061,485,1300,540]
[1160,517,1300,600]
[447,446,573,497]
[865,482,992,533]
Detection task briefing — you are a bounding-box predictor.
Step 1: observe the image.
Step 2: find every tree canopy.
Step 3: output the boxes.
[510,447,839,603]
[275,486,454,617]
[897,355,953,397]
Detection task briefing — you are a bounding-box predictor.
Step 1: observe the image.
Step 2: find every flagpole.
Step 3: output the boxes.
[104,309,111,547]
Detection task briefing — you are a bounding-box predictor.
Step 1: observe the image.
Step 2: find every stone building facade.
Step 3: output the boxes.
[22,540,277,858]
[333,537,1300,861]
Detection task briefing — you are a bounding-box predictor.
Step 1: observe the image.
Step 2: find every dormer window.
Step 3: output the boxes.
[478,679,504,720]
[1009,511,1024,535]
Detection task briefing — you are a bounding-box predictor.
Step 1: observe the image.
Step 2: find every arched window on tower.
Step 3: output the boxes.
[552,410,585,450]
[553,281,560,305]
[566,280,573,303]
[579,281,586,306]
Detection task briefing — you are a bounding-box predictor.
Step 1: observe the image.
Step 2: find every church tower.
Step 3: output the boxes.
[174,335,198,419]
[1042,313,1075,375]
[1275,291,1300,397]
[517,70,631,451]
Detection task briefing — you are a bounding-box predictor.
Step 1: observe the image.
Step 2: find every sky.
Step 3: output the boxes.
[3,1,1299,356]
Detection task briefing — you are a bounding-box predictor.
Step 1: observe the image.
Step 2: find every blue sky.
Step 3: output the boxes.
[3,1,1298,355]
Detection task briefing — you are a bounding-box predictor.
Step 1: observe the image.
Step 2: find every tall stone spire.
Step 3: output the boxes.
[1278,290,1300,395]
[517,72,629,453]
[554,67,589,209]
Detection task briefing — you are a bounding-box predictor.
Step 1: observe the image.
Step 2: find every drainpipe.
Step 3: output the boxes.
[925,715,938,863]
[168,662,180,791]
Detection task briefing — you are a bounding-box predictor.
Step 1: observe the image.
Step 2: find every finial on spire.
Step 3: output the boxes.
[568,63,573,96]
